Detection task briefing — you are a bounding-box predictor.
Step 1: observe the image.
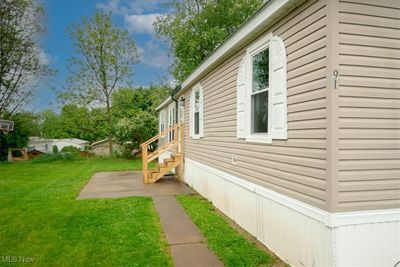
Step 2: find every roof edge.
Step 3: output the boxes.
[156,0,300,111]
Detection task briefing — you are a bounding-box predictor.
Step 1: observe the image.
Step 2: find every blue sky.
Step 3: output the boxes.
[32,0,172,112]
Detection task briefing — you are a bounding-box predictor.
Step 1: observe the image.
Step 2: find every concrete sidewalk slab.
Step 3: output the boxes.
[77,171,193,199]
[154,196,223,267]
[154,196,204,245]
[171,243,224,267]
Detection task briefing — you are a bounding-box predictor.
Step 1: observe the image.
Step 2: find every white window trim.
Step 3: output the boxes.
[245,33,273,144]
[190,83,204,139]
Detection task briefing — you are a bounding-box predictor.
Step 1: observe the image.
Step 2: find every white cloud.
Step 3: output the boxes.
[97,0,164,15]
[128,0,165,14]
[96,0,173,72]
[138,40,171,68]
[123,13,162,34]
[37,48,51,65]
[96,0,125,15]
[97,0,164,35]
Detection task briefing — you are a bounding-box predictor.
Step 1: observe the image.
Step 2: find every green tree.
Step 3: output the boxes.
[52,145,58,154]
[59,104,98,141]
[61,12,140,155]
[154,0,264,81]
[0,112,40,161]
[40,105,107,142]
[112,85,171,151]
[0,0,51,116]
[114,110,158,151]
[40,110,66,139]
[112,85,171,118]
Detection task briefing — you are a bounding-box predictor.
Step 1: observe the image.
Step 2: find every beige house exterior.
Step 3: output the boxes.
[91,139,123,156]
[157,0,400,266]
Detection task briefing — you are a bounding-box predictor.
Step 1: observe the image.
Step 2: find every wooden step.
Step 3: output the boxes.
[157,162,166,169]
[146,154,182,183]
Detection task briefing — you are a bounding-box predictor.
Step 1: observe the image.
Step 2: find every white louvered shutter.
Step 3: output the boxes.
[236,56,247,138]
[189,90,194,138]
[269,36,288,139]
[199,86,204,137]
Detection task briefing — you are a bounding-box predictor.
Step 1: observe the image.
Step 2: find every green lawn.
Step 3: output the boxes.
[177,195,277,267]
[0,158,172,266]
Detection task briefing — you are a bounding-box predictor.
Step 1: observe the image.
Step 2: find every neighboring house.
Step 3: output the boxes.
[28,137,89,153]
[53,138,89,152]
[154,0,400,266]
[91,139,122,156]
[27,149,45,160]
[27,137,54,153]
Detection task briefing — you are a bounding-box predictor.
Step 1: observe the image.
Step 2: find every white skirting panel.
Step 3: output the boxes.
[335,222,400,267]
[184,158,400,267]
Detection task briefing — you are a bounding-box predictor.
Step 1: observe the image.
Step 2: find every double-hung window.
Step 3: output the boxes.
[251,48,269,134]
[190,84,204,139]
[194,90,200,135]
[237,34,288,143]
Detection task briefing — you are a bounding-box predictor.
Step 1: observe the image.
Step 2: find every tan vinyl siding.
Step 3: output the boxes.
[337,0,400,211]
[183,0,329,210]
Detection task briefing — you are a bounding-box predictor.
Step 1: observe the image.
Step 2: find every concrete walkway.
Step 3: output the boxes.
[154,196,223,267]
[77,171,223,267]
[77,171,193,199]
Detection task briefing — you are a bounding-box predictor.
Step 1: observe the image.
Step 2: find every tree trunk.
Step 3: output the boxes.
[106,96,113,156]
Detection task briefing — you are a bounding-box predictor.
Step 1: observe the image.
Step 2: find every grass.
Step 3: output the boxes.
[177,195,276,267]
[0,157,172,266]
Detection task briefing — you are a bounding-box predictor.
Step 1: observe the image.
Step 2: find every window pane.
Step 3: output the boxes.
[194,112,200,135]
[195,90,200,112]
[251,91,268,133]
[252,48,269,93]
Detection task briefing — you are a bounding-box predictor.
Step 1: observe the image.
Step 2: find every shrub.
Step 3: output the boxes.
[31,153,84,163]
[61,145,81,154]
[121,148,134,159]
[52,145,59,154]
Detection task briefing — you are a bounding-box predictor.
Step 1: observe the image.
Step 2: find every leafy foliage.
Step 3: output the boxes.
[114,110,158,150]
[61,145,81,153]
[154,0,264,81]
[0,112,41,161]
[61,12,140,155]
[31,152,83,163]
[37,85,170,155]
[40,105,107,142]
[112,86,171,150]
[0,0,51,116]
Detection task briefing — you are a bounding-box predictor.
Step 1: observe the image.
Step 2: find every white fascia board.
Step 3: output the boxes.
[156,96,172,111]
[156,0,300,111]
